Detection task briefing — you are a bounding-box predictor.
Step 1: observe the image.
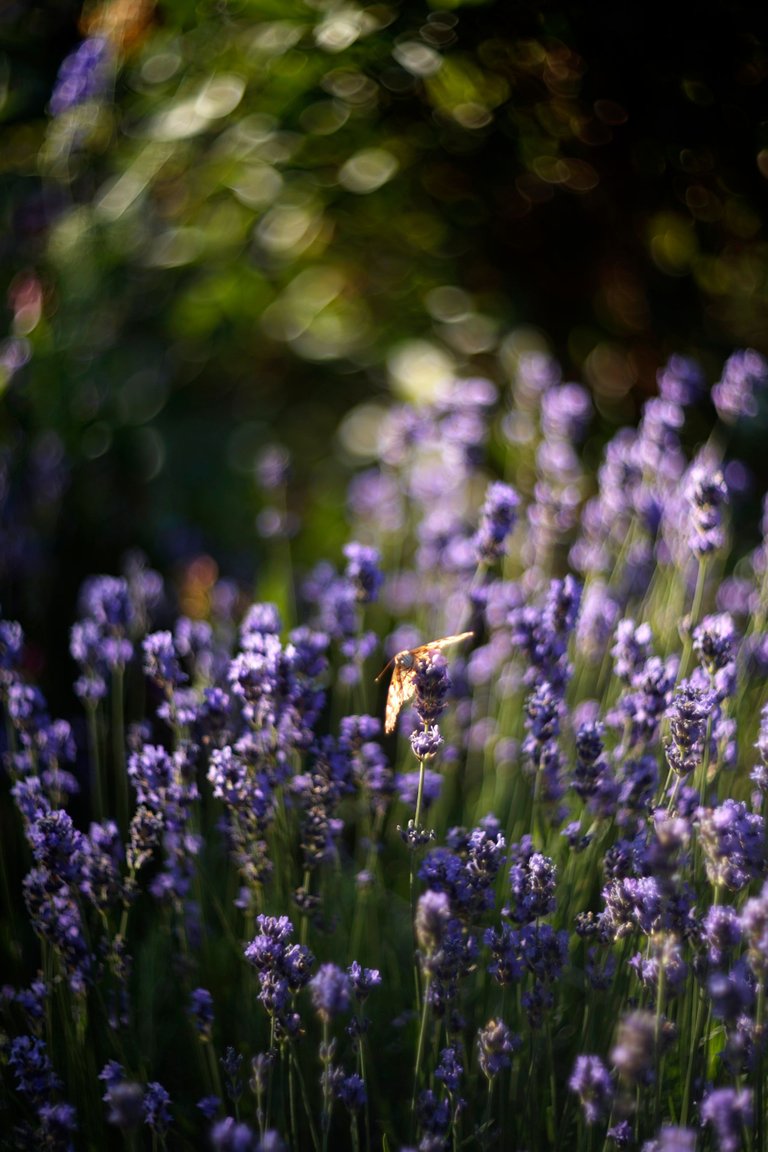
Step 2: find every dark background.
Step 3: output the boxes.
[1,0,767,654]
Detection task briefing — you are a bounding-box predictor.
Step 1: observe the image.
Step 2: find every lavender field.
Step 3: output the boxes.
[3,346,768,1151]
[3,2,768,1150]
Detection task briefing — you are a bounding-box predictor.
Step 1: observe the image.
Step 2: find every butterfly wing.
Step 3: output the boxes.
[380,631,472,734]
[423,630,474,654]
[384,664,417,734]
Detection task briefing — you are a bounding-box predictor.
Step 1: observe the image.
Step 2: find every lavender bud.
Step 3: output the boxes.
[415,890,451,956]
[477,1018,518,1080]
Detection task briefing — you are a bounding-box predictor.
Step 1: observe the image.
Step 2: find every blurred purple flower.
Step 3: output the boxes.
[189,988,214,1041]
[610,1010,658,1086]
[310,963,351,1022]
[396,767,442,809]
[142,630,186,689]
[50,37,111,116]
[343,541,383,603]
[434,1046,463,1094]
[540,381,592,441]
[712,348,768,423]
[415,890,452,957]
[477,1018,518,1080]
[602,876,661,939]
[210,1117,259,1151]
[474,481,520,564]
[197,1095,221,1120]
[143,1082,171,1136]
[687,464,728,557]
[332,1071,367,1112]
[9,1035,62,1106]
[698,799,764,891]
[504,841,557,924]
[701,1086,752,1152]
[693,613,737,678]
[700,905,742,968]
[665,683,712,777]
[657,354,705,406]
[643,1126,697,1152]
[568,1054,613,1123]
[741,880,768,975]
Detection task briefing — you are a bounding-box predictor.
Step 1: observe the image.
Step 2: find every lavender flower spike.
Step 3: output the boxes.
[687,464,728,558]
[712,348,768,424]
[309,963,351,1023]
[701,1086,752,1152]
[568,1054,613,1124]
[475,481,520,563]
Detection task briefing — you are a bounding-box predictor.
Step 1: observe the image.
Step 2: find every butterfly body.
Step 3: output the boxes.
[377,631,473,734]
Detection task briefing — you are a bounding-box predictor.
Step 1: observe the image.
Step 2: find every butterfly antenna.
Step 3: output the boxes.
[374,656,395,682]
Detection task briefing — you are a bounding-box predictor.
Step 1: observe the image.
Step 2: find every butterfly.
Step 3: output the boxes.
[376,631,473,734]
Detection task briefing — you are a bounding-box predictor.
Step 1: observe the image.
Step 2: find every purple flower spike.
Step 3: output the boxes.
[701,1086,752,1152]
[347,961,381,1002]
[142,631,186,689]
[412,653,450,729]
[477,1018,518,1080]
[143,1082,171,1136]
[50,37,111,116]
[687,464,728,557]
[189,988,214,1041]
[665,683,712,777]
[657,354,705,406]
[244,915,314,1036]
[343,542,384,603]
[610,1010,658,1086]
[309,963,351,1022]
[741,880,768,975]
[415,890,451,956]
[646,1127,697,1152]
[210,1117,260,1151]
[475,481,520,563]
[712,348,768,424]
[568,1054,613,1124]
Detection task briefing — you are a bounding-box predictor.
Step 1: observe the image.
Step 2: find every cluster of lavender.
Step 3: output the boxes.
[2,348,768,1150]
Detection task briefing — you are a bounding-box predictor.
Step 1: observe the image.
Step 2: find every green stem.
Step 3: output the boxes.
[322,1018,331,1152]
[654,953,667,1132]
[86,701,104,820]
[678,558,708,684]
[413,755,427,836]
[411,973,431,1125]
[546,1018,557,1146]
[288,1042,298,1152]
[357,1028,372,1152]
[680,987,706,1128]
[410,757,427,1013]
[266,1017,276,1133]
[350,809,384,964]
[754,982,765,1152]
[290,1042,321,1152]
[112,665,129,833]
[300,868,311,949]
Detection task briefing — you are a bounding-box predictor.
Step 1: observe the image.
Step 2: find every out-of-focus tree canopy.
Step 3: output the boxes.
[1,0,767,634]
